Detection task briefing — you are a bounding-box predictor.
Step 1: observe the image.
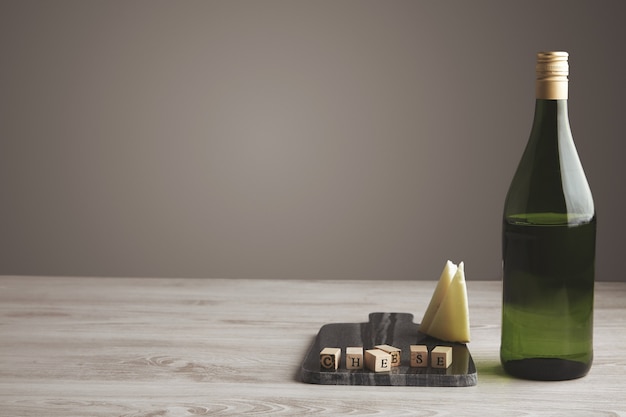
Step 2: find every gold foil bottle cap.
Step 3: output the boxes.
[535,51,569,100]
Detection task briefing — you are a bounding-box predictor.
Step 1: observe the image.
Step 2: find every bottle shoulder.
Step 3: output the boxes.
[504,100,593,219]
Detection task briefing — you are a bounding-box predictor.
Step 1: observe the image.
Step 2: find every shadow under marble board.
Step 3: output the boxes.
[300,312,477,387]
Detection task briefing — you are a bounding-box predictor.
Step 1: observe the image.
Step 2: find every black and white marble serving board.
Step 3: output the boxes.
[300,312,477,387]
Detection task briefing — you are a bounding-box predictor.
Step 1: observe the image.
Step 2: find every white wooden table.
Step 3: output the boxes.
[1,276,625,416]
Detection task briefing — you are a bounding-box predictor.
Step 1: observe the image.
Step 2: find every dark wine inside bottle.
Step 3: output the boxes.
[501,213,595,380]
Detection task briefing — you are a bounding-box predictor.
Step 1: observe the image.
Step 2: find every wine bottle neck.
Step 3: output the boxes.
[531,99,571,138]
[534,98,569,111]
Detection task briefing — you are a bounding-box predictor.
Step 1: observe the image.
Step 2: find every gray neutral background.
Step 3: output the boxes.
[1,0,624,281]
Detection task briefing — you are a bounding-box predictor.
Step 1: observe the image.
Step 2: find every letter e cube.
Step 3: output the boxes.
[431,346,453,369]
[365,349,392,372]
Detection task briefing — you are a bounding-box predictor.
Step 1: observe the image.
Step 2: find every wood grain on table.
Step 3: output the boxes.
[1,276,625,416]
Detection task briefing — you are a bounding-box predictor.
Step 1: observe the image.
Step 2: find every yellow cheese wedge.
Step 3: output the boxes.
[420,262,471,343]
[419,260,457,335]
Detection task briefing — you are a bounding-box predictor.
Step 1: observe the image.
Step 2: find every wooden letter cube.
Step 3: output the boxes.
[374,344,401,367]
[346,347,364,370]
[365,349,392,372]
[320,347,341,371]
[431,346,453,368]
[410,344,428,368]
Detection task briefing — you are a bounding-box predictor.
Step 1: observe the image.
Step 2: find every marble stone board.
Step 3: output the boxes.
[300,312,477,387]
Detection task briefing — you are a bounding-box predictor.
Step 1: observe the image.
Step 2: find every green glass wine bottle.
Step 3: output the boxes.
[500,51,596,380]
